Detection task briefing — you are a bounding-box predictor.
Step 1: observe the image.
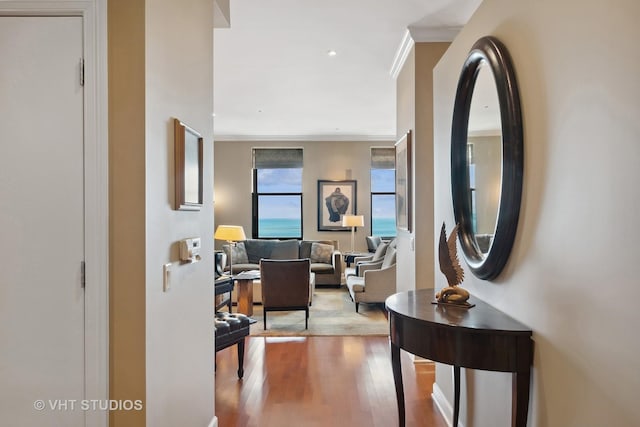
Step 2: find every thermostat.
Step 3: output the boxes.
[179,237,201,262]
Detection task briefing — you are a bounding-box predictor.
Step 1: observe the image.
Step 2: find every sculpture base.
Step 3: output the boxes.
[431,301,475,309]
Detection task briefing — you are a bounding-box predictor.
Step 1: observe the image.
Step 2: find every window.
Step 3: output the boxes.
[252,148,303,239]
[370,147,396,238]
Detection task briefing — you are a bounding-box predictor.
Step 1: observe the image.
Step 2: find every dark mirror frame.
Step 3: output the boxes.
[451,36,523,280]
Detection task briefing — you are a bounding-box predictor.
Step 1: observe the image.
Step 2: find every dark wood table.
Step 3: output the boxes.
[385,289,533,427]
[343,252,370,267]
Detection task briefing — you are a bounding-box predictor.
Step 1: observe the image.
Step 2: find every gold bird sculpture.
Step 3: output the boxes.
[436,222,470,305]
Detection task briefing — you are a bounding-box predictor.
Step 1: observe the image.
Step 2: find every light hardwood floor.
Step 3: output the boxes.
[215,336,447,427]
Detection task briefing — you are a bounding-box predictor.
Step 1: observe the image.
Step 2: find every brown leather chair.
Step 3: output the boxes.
[260,259,311,330]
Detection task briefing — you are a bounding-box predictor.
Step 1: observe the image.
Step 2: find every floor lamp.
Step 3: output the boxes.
[214,225,246,275]
[342,215,364,253]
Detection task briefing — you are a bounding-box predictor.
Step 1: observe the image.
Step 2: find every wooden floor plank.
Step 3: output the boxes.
[215,336,447,427]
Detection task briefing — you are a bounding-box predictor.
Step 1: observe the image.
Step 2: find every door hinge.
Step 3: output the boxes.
[81,261,86,288]
[79,58,85,86]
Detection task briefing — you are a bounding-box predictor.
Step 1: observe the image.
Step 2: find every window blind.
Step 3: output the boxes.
[253,148,303,169]
[371,147,395,169]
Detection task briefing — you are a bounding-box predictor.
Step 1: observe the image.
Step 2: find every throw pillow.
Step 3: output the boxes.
[381,246,396,269]
[371,242,389,262]
[309,242,334,264]
[244,239,273,264]
[270,240,300,260]
[230,242,249,264]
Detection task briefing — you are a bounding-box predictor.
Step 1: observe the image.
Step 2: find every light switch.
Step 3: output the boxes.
[163,263,172,292]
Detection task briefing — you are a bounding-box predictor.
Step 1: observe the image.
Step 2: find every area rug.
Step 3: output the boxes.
[248,286,389,336]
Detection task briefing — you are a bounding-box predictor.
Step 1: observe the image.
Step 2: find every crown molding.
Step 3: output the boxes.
[409,26,462,43]
[390,26,463,80]
[390,29,414,80]
[213,133,395,142]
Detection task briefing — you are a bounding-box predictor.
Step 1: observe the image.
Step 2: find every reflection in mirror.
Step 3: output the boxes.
[467,60,502,255]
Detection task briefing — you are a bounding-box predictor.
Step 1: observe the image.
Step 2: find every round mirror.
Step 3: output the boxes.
[451,36,523,280]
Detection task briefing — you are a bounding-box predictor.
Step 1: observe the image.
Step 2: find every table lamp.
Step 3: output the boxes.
[342,215,364,253]
[214,225,246,275]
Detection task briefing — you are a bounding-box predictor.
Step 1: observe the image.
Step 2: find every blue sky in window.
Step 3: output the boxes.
[371,169,395,192]
[258,195,301,219]
[371,169,395,221]
[372,194,395,219]
[257,168,302,193]
[257,168,302,219]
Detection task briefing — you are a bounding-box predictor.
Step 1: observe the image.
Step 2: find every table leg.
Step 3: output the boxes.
[237,338,245,379]
[512,369,531,427]
[453,365,461,427]
[391,341,405,427]
[237,279,253,316]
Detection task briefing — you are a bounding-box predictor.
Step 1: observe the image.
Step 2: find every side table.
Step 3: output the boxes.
[234,270,260,316]
[343,252,370,267]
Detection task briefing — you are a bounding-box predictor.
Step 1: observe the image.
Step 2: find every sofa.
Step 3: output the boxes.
[223,239,342,286]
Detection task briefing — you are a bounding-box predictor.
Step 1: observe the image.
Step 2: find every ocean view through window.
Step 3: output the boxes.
[253,149,303,239]
[371,148,396,238]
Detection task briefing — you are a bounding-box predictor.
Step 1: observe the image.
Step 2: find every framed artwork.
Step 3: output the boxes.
[395,130,412,231]
[174,118,203,210]
[317,180,357,231]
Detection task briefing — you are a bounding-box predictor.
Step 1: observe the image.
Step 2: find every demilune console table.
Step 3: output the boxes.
[385,289,533,427]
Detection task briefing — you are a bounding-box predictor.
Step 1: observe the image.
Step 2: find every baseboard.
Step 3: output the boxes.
[411,355,434,364]
[208,416,218,427]
[432,383,465,427]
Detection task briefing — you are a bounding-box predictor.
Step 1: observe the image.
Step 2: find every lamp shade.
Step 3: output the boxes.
[342,215,364,227]
[214,225,246,241]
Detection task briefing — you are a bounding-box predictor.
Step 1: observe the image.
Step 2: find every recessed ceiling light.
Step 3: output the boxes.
[327,50,337,57]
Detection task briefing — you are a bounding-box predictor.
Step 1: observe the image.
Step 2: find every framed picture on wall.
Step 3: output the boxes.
[317,180,357,231]
[174,118,203,210]
[395,130,412,231]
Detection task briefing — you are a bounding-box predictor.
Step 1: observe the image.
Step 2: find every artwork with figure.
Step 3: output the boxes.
[317,180,357,231]
[325,187,350,222]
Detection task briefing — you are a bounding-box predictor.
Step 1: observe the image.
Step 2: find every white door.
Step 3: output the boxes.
[0,16,85,426]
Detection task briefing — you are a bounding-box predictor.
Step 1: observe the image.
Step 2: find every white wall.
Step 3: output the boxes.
[395,48,417,292]
[109,0,215,425]
[433,1,640,426]
[396,42,450,292]
[214,140,393,253]
[145,0,215,426]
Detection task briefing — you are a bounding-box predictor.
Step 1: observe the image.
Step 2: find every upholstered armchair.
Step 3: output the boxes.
[346,246,397,312]
[366,235,383,253]
[345,238,397,278]
[260,259,312,329]
[345,241,388,278]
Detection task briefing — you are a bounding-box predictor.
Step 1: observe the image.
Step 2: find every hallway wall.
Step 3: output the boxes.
[433,1,640,425]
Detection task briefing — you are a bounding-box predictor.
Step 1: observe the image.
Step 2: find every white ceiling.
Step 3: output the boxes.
[213,0,482,141]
